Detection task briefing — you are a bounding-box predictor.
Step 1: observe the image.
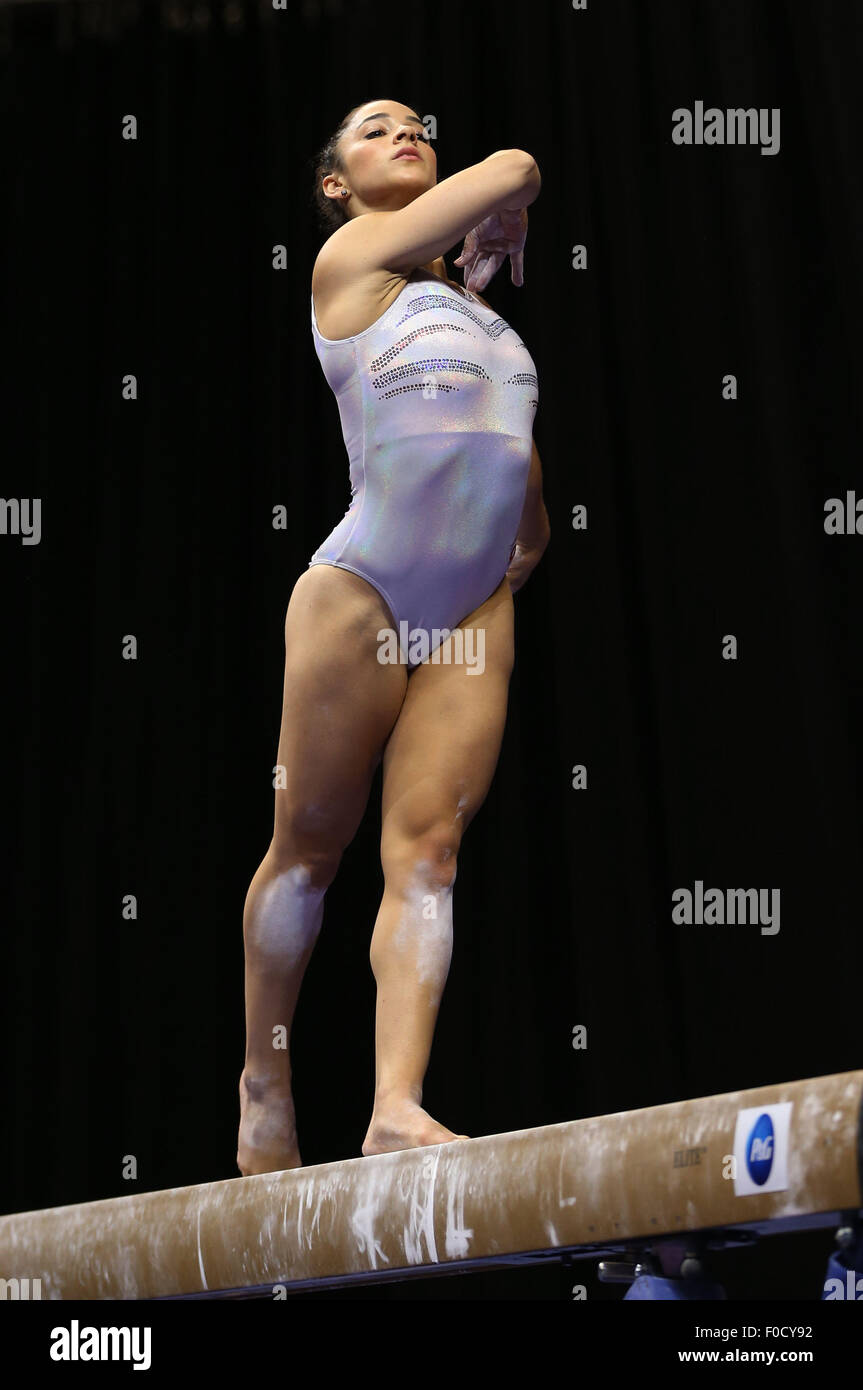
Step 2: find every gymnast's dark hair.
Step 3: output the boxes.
[309,101,423,240]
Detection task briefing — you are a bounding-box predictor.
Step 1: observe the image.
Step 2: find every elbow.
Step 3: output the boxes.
[494,148,540,206]
[511,149,541,200]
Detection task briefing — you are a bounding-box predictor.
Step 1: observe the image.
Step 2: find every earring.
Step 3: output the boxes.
[340,189,349,197]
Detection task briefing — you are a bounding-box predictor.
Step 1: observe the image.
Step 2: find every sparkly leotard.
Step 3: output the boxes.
[309,267,539,666]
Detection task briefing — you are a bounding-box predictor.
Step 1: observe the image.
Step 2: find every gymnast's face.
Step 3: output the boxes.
[333,100,436,215]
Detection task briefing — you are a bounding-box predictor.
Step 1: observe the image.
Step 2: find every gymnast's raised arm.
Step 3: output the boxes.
[326,148,540,280]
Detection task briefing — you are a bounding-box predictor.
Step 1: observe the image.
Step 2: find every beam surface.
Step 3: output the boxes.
[1,1070,860,1298]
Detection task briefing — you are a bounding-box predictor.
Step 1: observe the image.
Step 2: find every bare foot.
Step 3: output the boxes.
[362,1095,470,1156]
[237,1070,303,1176]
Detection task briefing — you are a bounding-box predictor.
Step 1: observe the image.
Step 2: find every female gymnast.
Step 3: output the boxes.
[237,99,549,1176]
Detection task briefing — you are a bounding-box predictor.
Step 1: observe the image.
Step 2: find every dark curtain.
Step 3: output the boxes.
[3,0,861,1299]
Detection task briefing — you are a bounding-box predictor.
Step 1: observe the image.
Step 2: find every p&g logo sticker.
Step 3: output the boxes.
[733,1101,792,1196]
[745,1112,775,1185]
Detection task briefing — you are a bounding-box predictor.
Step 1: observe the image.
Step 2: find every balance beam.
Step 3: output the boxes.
[2,1070,860,1299]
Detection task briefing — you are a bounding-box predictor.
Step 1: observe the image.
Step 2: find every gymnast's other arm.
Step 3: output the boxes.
[505,436,550,592]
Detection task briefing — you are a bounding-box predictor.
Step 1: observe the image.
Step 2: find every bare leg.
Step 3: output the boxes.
[237,566,407,1176]
[237,852,328,1173]
[362,578,515,1156]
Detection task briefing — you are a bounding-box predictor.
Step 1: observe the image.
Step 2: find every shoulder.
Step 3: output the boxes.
[313,214,394,291]
[312,223,414,340]
[312,225,353,294]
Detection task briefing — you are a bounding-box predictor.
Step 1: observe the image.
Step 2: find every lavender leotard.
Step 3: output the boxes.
[309,267,539,666]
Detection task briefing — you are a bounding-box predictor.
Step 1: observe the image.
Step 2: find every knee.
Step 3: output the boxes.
[267,844,341,894]
[381,822,462,897]
[270,804,346,890]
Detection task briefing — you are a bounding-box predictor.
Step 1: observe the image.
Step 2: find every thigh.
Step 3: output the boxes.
[271,565,408,857]
[380,578,515,844]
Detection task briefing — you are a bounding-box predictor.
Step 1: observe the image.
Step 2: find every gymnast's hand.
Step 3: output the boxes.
[505,538,545,593]
[453,207,528,293]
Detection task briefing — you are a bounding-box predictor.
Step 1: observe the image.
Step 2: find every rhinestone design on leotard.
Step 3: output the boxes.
[379,382,461,400]
[374,358,491,390]
[396,293,510,340]
[505,370,538,409]
[505,372,538,387]
[369,321,471,371]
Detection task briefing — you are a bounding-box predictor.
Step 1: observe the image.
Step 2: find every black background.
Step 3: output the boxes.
[2,0,861,1299]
